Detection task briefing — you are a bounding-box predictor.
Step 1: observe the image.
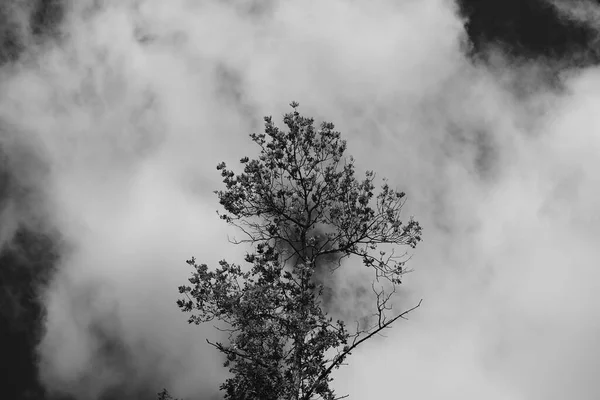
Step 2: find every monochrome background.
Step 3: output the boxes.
[1,1,599,399]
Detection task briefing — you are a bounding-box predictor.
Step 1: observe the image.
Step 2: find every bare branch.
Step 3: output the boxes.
[302,300,423,400]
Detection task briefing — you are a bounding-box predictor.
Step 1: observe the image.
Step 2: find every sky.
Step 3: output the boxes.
[1,0,600,399]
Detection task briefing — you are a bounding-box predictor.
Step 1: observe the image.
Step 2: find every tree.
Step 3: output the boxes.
[157,388,181,400]
[177,103,422,400]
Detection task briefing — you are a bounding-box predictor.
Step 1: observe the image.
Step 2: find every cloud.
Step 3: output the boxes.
[1,0,599,399]
[547,0,600,29]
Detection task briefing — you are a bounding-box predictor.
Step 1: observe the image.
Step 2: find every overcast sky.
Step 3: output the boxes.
[1,0,600,399]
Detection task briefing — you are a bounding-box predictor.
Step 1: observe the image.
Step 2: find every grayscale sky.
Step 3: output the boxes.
[1,1,599,399]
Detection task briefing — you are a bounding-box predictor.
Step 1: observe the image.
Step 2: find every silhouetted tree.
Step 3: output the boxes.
[177,103,422,400]
[157,388,181,400]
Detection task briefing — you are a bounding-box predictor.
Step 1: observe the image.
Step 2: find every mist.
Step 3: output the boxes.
[0,0,599,399]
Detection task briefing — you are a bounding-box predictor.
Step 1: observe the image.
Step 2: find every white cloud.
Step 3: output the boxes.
[1,0,599,399]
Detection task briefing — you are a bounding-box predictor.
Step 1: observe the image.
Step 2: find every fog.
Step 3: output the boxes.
[0,0,599,399]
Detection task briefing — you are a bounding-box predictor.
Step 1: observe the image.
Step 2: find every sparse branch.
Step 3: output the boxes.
[302,300,423,400]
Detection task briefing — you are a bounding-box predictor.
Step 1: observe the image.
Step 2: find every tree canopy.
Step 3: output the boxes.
[176,102,422,400]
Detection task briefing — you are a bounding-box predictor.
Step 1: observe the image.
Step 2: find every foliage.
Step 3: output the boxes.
[177,103,422,400]
[157,388,181,400]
